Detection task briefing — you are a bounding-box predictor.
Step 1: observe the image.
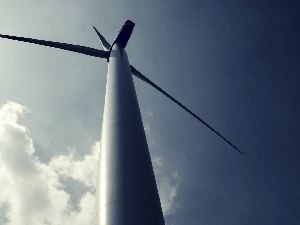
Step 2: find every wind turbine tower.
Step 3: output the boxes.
[0,20,243,225]
[93,21,165,224]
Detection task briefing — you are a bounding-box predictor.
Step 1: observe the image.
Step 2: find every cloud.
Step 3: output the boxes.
[143,110,181,216]
[0,101,179,224]
[49,143,100,190]
[0,101,96,225]
[153,156,180,216]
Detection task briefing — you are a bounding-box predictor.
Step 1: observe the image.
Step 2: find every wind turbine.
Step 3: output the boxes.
[0,20,243,225]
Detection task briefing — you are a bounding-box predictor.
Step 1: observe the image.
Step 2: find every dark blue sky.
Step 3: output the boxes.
[0,0,299,224]
[126,2,300,223]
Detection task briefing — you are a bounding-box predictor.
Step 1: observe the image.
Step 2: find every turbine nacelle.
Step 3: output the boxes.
[110,20,135,50]
[94,20,134,60]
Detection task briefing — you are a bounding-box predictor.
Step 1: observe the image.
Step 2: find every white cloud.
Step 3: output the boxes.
[153,156,180,216]
[0,101,179,224]
[0,101,96,225]
[145,110,154,117]
[143,110,180,216]
[49,143,100,189]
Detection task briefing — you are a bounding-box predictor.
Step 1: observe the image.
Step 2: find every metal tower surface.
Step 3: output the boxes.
[93,43,164,224]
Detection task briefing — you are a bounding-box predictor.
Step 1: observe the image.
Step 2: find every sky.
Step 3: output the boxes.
[0,0,299,224]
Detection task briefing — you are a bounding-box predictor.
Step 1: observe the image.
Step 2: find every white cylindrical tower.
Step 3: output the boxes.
[93,43,164,225]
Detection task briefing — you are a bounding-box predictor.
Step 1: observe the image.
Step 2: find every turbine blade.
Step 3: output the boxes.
[93,26,111,51]
[130,65,244,155]
[0,33,109,58]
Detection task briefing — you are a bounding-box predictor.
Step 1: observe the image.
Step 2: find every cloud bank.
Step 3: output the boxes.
[0,101,95,225]
[0,101,179,224]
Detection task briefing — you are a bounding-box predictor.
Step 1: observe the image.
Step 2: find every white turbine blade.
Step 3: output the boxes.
[130,65,244,155]
[0,33,109,58]
[93,26,111,51]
